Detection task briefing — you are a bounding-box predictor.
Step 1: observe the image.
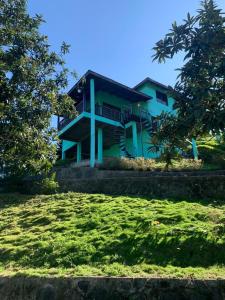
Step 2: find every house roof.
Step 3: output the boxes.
[134,77,169,91]
[68,70,152,103]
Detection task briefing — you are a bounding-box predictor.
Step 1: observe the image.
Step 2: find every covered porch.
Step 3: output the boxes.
[60,114,139,167]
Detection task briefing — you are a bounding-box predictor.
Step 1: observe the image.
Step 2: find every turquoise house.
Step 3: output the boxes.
[58,70,176,167]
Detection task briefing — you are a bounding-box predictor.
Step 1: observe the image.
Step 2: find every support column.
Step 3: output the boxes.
[77,142,81,163]
[62,151,66,160]
[98,128,103,164]
[192,138,198,160]
[132,122,138,157]
[90,79,96,167]
[61,140,66,160]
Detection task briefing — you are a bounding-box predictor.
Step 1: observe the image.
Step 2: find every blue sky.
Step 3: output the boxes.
[28,0,225,90]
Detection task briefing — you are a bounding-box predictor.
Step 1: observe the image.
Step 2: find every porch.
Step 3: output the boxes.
[60,117,139,166]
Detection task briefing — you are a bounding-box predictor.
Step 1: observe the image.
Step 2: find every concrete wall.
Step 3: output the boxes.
[0,276,224,300]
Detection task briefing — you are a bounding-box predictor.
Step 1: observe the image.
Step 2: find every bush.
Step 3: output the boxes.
[198,138,225,168]
[54,158,74,167]
[1,173,59,195]
[99,157,202,171]
[24,173,59,195]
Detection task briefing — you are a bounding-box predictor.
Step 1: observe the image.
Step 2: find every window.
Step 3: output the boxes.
[156,90,168,106]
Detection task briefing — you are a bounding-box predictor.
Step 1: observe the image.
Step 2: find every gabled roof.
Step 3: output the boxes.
[68,70,152,103]
[134,77,169,91]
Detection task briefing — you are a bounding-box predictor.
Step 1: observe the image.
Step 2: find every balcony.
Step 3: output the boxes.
[58,100,123,131]
[58,100,152,131]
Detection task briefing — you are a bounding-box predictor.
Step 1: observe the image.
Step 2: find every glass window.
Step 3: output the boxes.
[156,90,168,105]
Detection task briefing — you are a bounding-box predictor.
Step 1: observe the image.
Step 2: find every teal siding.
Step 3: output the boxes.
[136,82,175,116]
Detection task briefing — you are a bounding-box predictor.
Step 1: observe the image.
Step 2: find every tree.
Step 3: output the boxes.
[152,0,225,144]
[0,0,76,178]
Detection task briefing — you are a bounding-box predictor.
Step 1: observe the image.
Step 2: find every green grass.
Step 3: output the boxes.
[0,192,224,278]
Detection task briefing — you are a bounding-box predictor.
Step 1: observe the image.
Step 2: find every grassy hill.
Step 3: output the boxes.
[0,192,224,278]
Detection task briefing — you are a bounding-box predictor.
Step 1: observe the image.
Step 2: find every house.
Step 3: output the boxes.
[57,70,177,167]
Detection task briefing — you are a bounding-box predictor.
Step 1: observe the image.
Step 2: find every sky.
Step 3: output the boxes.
[28,0,225,91]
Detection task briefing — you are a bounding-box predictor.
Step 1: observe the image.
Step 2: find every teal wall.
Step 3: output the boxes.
[136,82,175,116]
[103,144,120,157]
[96,91,131,110]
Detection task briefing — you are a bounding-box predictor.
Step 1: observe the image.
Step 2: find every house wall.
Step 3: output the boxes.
[136,82,175,116]
[96,91,132,109]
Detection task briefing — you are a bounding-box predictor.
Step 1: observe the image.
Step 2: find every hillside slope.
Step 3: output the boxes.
[0,193,224,278]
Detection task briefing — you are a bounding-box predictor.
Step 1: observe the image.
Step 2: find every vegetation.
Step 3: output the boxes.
[0,0,76,178]
[152,0,225,163]
[0,192,224,278]
[99,157,204,171]
[197,137,225,169]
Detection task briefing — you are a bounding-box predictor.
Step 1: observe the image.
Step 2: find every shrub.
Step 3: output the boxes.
[54,158,74,167]
[99,157,202,171]
[198,138,225,168]
[1,173,59,195]
[24,173,59,195]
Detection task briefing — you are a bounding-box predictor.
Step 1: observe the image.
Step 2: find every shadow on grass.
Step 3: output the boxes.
[109,194,225,208]
[1,223,224,269]
[0,193,36,209]
[92,230,225,268]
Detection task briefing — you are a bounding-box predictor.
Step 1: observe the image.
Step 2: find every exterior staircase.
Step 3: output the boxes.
[112,111,155,159]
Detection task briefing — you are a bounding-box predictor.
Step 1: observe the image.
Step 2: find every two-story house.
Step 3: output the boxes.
[58,70,177,167]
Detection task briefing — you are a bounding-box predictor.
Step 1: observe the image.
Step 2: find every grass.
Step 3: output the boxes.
[0,192,224,279]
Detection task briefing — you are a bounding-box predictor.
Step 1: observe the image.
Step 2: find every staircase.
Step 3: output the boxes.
[142,117,153,135]
[113,123,134,159]
[111,110,155,159]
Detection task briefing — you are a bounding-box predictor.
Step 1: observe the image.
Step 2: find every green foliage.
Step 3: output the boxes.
[149,113,192,169]
[0,0,76,178]
[1,172,59,194]
[54,158,75,167]
[152,0,225,156]
[26,173,59,195]
[0,192,224,278]
[99,157,203,171]
[198,137,225,168]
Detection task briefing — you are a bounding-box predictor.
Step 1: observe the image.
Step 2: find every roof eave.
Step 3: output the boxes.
[134,77,169,91]
[68,70,152,101]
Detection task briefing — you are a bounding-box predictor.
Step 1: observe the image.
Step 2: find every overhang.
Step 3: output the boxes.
[134,77,169,91]
[68,70,151,103]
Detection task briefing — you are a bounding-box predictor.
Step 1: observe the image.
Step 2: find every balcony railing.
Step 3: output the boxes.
[58,100,87,131]
[58,117,73,131]
[95,104,122,122]
[58,101,152,131]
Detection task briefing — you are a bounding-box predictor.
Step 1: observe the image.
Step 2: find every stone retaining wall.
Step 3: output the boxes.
[55,167,225,180]
[0,276,224,300]
[56,167,225,199]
